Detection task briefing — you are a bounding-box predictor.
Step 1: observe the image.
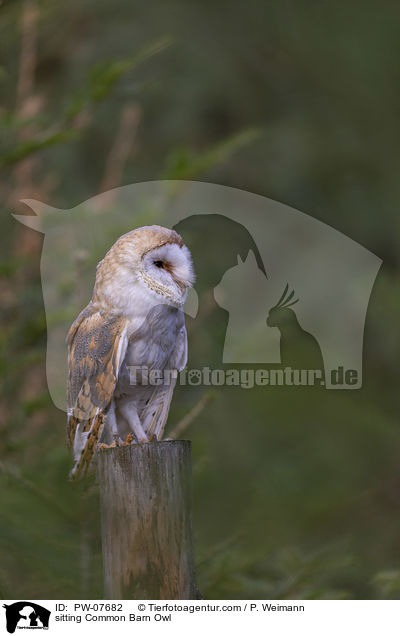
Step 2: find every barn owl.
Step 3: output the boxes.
[67,225,195,480]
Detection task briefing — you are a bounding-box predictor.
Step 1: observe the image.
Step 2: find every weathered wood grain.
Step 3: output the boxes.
[97,440,200,599]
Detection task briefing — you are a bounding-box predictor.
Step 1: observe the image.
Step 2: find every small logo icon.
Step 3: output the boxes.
[3,602,51,633]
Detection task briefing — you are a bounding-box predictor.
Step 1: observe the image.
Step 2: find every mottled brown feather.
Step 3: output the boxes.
[67,304,128,480]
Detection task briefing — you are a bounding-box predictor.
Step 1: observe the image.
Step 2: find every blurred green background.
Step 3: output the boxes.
[1,0,400,599]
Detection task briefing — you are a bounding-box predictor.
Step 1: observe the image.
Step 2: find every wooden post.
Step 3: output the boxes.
[97,440,200,599]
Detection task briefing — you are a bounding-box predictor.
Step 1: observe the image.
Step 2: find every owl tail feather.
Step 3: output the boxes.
[69,413,105,481]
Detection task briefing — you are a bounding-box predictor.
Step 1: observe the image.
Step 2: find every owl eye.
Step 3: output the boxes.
[154,260,164,268]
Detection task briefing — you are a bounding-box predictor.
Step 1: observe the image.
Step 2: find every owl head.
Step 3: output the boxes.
[93,225,195,311]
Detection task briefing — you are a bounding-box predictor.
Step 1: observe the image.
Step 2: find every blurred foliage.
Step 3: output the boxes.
[0,36,171,169]
[162,128,262,180]
[1,0,400,600]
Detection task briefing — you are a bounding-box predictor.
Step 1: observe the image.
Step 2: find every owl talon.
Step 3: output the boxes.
[122,433,135,445]
[98,439,118,451]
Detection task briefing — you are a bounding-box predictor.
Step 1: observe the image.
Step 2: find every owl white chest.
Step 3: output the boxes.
[116,305,184,397]
[128,304,183,367]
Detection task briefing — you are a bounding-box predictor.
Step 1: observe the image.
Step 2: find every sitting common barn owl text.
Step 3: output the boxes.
[67,225,195,480]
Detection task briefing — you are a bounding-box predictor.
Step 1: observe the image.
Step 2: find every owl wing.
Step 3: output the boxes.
[67,304,129,480]
[140,325,188,441]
